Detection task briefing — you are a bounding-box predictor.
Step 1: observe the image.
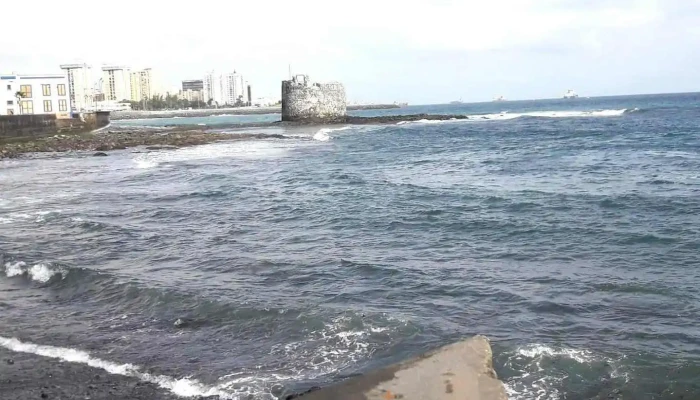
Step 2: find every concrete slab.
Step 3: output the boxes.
[290,336,508,400]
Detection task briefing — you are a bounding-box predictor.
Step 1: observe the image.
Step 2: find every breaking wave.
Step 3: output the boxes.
[0,336,232,398]
[313,126,353,142]
[395,109,631,125]
[3,261,66,283]
[501,344,625,400]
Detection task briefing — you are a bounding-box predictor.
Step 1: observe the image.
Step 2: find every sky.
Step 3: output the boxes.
[3,0,700,104]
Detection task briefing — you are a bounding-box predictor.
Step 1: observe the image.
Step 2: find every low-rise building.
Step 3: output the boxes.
[1,73,72,117]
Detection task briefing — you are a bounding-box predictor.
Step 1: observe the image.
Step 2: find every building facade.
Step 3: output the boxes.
[182,80,203,92]
[1,73,72,117]
[60,64,94,112]
[221,71,245,105]
[203,72,220,105]
[130,68,158,102]
[102,66,131,101]
[203,71,245,106]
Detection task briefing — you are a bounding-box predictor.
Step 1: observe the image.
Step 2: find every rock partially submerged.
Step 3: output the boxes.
[290,336,507,400]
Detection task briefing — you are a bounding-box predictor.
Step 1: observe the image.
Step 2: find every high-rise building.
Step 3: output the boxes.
[182,80,203,92]
[130,68,157,102]
[101,66,131,101]
[221,71,244,105]
[60,63,94,111]
[204,71,245,106]
[203,71,221,105]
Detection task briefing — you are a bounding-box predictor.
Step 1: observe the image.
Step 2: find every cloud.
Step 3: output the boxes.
[1,0,698,102]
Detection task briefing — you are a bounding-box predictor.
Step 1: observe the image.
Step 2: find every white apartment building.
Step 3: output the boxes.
[1,73,72,117]
[222,71,245,105]
[204,71,245,106]
[203,71,221,105]
[102,66,131,101]
[130,68,160,101]
[60,63,94,112]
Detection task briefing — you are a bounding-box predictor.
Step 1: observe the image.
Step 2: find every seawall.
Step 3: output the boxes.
[288,336,508,400]
[0,112,110,140]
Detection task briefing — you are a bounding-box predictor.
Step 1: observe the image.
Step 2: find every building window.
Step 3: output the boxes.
[6,100,12,105]
[20,100,34,114]
[19,85,32,98]
[6,84,10,91]
[58,99,67,112]
[57,84,66,96]
[43,100,53,113]
[42,84,51,96]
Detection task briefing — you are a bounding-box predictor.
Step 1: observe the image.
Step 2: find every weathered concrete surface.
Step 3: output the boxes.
[293,336,508,400]
[281,75,347,122]
[0,111,110,139]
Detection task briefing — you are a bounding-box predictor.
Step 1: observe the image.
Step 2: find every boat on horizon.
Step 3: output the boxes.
[563,89,579,99]
[450,98,463,104]
[493,95,507,102]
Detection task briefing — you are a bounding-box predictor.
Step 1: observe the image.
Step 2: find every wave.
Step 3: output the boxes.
[3,261,66,283]
[313,126,353,142]
[395,109,631,125]
[0,210,63,224]
[132,140,294,169]
[501,343,625,400]
[0,336,232,398]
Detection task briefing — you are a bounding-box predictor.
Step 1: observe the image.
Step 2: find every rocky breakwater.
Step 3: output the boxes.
[0,129,235,159]
[288,336,508,400]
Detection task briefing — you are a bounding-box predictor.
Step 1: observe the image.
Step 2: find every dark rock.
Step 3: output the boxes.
[285,386,322,399]
[93,152,108,157]
[6,358,14,365]
[41,392,48,398]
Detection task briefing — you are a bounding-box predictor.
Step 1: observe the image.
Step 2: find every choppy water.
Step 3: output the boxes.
[2,93,700,399]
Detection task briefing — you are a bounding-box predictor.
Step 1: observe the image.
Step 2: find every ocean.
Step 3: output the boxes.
[1,93,700,399]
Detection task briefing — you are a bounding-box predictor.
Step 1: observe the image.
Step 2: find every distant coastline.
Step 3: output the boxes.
[111,104,401,121]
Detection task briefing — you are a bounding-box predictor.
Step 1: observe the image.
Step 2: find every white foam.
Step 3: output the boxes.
[133,140,295,169]
[313,126,353,142]
[3,261,65,282]
[313,130,331,142]
[0,336,232,399]
[503,344,609,400]
[395,109,628,126]
[4,261,26,277]
[517,344,595,365]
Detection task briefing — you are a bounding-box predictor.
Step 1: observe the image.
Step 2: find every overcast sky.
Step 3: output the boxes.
[3,0,699,104]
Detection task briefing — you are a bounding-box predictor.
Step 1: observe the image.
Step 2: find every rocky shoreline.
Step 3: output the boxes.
[111,104,401,121]
[0,130,239,159]
[0,114,466,159]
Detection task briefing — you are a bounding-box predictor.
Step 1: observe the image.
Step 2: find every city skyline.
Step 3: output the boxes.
[3,0,700,104]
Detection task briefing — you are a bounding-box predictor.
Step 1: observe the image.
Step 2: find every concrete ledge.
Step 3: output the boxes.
[290,336,508,400]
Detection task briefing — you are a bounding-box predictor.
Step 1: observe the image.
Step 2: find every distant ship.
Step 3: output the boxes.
[450,98,463,104]
[493,95,507,102]
[563,89,579,99]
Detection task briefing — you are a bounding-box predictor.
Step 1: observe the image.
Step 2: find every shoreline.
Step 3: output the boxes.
[0,114,465,160]
[111,104,401,120]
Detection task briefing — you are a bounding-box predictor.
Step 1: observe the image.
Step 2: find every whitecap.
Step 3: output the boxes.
[313,130,331,142]
[4,261,26,277]
[3,261,65,282]
[313,126,352,142]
